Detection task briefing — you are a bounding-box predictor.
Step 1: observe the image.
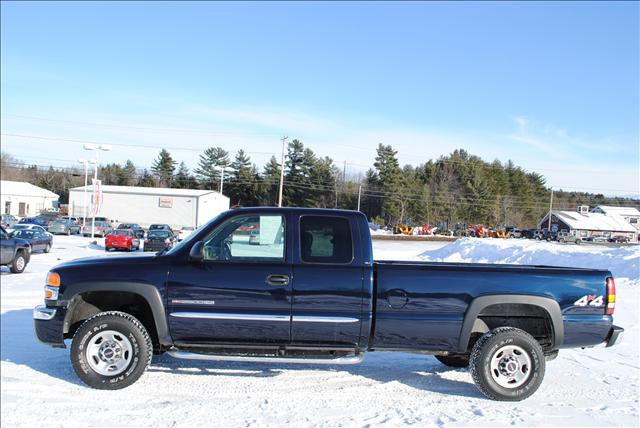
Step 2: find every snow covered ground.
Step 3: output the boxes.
[1,236,638,427]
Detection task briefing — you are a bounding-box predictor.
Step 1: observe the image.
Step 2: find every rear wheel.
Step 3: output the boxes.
[435,354,470,368]
[71,311,152,390]
[470,327,545,401]
[67,229,71,236]
[10,251,27,273]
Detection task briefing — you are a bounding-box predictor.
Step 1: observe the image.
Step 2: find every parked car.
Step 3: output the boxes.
[506,228,523,239]
[34,208,623,399]
[62,216,80,225]
[0,225,31,273]
[248,230,260,245]
[585,235,608,243]
[49,219,81,235]
[609,235,630,243]
[18,216,50,230]
[143,229,174,252]
[117,223,145,239]
[11,228,53,253]
[105,230,140,252]
[8,224,51,237]
[82,221,113,238]
[149,224,173,233]
[557,231,581,244]
[1,214,19,228]
[177,226,195,241]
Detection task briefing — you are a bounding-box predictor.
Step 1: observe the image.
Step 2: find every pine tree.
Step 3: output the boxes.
[194,147,230,190]
[174,162,195,189]
[227,150,262,206]
[151,149,176,187]
[137,169,156,187]
[372,144,403,224]
[262,156,281,206]
[119,160,137,186]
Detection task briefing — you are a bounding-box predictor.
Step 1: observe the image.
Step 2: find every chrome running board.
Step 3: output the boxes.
[167,349,364,365]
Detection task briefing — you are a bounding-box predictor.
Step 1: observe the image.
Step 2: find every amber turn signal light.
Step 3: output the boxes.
[46,272,61,287]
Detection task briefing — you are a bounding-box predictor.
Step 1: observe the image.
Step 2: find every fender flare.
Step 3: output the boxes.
[457,294,563,353]
[61,281,172,347]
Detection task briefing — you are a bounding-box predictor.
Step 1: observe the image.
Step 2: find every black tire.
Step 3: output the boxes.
[71,311,152,390]
[10,251,27,273]
[44,243,51,253]
[470,327,545,401]
[435,354,470,368]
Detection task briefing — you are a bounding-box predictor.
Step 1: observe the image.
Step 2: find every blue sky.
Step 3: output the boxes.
[1,1,638,194]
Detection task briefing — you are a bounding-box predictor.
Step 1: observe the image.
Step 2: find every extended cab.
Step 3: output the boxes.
[33,208,624,400]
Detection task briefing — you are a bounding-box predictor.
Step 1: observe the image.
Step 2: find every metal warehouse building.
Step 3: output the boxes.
[68,185,230,229]
[1,180,59,217]
[538,207,637,242]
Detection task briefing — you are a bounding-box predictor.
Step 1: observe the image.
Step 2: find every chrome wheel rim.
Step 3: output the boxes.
[15,256,25,271]
[489,344,532,388]
[86,330,133,376]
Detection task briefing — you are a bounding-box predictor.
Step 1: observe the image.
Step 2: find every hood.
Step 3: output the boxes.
[55,253,157,269]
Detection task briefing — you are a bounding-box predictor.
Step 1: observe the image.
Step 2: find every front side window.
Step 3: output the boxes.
[300,216,353,264]
[202,214,285,262]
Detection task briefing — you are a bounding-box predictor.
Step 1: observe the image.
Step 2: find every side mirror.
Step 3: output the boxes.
[189,241,204,262]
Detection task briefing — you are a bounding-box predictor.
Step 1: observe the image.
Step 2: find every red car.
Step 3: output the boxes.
[105,229,140,252]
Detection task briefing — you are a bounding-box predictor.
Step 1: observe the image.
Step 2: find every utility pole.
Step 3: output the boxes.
[278,136,287,207]
[547,188,554,230]
[357,185,362,211]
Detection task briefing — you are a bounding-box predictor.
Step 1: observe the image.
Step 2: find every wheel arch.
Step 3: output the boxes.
[62,281,172,347]
[458,295,563,353]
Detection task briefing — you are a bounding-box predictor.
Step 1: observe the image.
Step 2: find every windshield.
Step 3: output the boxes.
[118,224,132,229]
[149,224,167,230]
[110,230,131,236]
[148,230,169,238]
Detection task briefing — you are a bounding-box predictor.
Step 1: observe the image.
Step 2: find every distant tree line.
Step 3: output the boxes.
[1,143,638,229]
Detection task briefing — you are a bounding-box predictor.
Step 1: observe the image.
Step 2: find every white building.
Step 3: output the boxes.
[1,180,59,217]
[68,185,230,229]
[591,206,640,231]
[538,208,637,242]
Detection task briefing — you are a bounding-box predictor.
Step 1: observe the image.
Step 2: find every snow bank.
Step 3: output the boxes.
[419,238,640,280]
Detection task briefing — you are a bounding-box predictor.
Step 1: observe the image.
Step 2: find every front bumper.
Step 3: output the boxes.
[605,325,624,347]
[33,305,66,348]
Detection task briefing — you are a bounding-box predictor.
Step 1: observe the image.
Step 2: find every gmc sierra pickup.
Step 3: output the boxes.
[34,208,624,400]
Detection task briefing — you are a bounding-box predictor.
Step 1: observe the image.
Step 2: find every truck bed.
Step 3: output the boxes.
[371,260,612,352]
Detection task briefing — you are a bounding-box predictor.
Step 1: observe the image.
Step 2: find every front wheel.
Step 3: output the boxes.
[71,311,152,390]
[435,354,470,368]
[44,243,51,253]
[469,327,545,401]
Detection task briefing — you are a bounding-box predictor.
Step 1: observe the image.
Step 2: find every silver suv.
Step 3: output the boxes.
[557,230,581,244]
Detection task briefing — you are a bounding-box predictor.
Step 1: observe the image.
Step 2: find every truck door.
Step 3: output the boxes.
[167,213,292,345]
[0,228,11,264]
[291,215,365,348]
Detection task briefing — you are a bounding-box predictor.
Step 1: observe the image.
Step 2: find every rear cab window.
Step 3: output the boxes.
[299,216,353,264]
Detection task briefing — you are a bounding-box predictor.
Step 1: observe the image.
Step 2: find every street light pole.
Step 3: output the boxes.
[83,143,111,240]
[218,166,232,195]
[278,136,287,207]
[78,158,96,230]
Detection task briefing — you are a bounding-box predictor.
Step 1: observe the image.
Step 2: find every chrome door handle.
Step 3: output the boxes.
[266,274,290,286]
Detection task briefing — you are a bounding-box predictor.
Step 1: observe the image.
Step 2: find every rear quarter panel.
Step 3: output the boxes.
[373,262,611,352]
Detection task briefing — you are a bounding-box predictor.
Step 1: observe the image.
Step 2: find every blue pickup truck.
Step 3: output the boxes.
[34,207,623,400]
